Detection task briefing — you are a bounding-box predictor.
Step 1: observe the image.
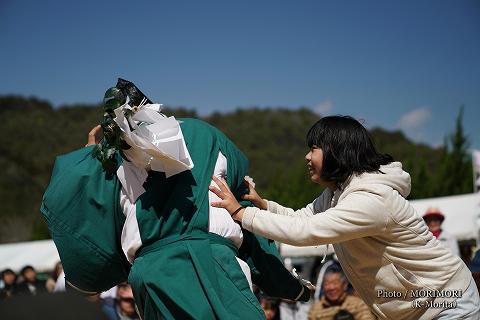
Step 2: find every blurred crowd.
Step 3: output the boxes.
[256,247,480,320]
[0,262,139,320]
[0,263,61,299]
[255,258,376,320]
[2,208,480,320]
[2,249,480,320]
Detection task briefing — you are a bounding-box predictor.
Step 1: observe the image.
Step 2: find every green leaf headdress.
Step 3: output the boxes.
[95,78,153,173]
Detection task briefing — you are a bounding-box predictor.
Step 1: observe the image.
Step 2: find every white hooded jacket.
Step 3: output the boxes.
[242,162,472,320]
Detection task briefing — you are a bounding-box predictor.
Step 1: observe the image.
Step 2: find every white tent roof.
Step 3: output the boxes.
[280,244,333,258]
[1,193,479,265]
[280,192,480,257]
[409,192,480,241]
[0,239,60,273]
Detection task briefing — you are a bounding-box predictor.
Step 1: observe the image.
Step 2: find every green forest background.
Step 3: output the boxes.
[0,96,473,243]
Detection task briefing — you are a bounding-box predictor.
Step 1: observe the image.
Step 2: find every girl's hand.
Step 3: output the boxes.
[242,178,268,210]
[209,176,245,221]
[85,125,102,147]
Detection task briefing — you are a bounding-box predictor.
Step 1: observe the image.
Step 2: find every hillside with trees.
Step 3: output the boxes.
[0,96,472,243]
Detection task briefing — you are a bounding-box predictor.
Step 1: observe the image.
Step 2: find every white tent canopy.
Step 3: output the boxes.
[409,192,480,241]
[0,239,60,273]
[280,192,480,257]
[1,194,479,269]
[280,244,330,258]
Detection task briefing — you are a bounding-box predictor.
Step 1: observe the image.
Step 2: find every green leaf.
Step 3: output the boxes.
[103,87,120,101]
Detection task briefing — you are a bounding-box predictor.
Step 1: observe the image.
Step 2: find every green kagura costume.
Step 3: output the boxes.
[40,80,309,320]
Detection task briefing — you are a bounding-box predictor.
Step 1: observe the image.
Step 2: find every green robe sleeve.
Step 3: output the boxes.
[40,145,130,293]
[237,201,310,302]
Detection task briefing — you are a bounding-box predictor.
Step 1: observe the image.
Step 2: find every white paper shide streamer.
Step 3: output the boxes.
[113,98,194,202]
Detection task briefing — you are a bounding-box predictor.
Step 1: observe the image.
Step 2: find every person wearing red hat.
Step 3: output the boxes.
[423,208,460,256]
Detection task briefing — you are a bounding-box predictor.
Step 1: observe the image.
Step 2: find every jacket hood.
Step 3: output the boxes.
[347,162,411,198]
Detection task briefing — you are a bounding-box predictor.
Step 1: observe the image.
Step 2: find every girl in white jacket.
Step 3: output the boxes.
[209,115,480,320]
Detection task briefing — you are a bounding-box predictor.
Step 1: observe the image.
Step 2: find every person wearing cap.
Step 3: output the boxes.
[423,207,460,256]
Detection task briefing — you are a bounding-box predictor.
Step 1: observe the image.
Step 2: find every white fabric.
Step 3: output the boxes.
[208,151,252,290]
[53,270,66,292]
[208,152,243,249]
[119,188,143,264]
[113,98,193,178]
[113,97,249,287]
[114,99,193,262]
[438,230,460,256]
[116,161,148,203]
[100,285,118,300]
[236,258,253,291]
[118,151,252,289]
[433,276,480,319]
[244,176,255,188]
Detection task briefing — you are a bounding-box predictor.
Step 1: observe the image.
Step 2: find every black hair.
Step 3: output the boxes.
[334,310,354,320]
[20,265,34,276]
[324,264,347,283]
[306,115,393,187]
[117,282,130,289]
[1,268,15,278]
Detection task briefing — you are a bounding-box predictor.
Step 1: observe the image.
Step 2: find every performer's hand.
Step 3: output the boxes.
[242,178,267,210]
[85,125,102,147]
[209,176,245,222]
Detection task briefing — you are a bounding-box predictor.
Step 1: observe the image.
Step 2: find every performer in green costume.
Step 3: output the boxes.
[41,79,311,319]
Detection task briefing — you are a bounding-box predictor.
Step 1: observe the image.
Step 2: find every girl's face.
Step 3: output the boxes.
[305,145,324,184]
[305,145,336,190]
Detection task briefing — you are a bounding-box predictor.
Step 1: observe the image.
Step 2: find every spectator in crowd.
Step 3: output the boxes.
[279,298,312,320]
[314,259,353,301]
[423,207,460,256]
[46,261,63,292]
[102,283,139,320]
[100,285,119,309]
[0,268,17,299]
[308,267,375,320]
[260,296,280,320]
[15,265,47,296]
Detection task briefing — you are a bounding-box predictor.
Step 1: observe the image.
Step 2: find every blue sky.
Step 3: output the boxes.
[1,0,479,149]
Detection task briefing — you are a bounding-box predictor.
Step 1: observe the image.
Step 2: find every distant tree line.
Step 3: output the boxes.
[0,96,473,243]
